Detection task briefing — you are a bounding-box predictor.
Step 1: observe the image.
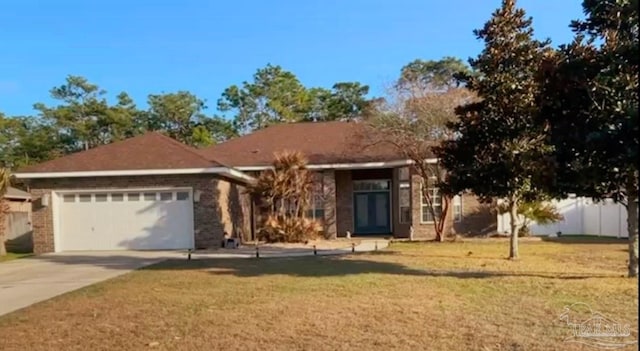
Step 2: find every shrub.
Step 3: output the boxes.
[258,215,322,243]
[498,199,564,237]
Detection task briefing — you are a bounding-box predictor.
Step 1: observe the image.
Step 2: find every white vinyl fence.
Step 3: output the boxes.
[497,197,628,238]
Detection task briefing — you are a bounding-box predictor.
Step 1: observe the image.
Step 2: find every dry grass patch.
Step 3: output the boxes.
[0,238,637,351]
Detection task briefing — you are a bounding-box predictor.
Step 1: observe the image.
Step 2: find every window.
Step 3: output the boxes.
[306,174,325,220]
[95,194,108,202]
[176,192,189,201]
[111,193,124,202]
[453,195,462,222]
[127,193,140,201]
[79,194,92,203]
[353,180,390,191]
[399,183,411,223]
[159,192,173,201]
[63,195,76,203]
[143,192,156,201]
[421,186,442,223]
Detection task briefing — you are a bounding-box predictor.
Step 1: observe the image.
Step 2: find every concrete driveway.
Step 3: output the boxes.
[0,251,183,316]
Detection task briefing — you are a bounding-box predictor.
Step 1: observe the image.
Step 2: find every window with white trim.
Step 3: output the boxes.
[421,186,442,223]
[399,183,411,223]
[453,195,462,222]
[306,173,325,221]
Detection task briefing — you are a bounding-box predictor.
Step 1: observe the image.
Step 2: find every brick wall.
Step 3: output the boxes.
[335,170,353,237]
[410,173,454,239]
[27,174,251,253]
[453,194,497,236]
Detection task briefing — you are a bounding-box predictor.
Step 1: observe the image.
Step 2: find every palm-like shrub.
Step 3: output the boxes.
[249,151,322,242]
[0,168,12,256]
[498,199,564,236]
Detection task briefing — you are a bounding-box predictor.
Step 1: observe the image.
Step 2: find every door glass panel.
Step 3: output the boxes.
[95,194,108,202]
[159,192,172,201]
[356,194,369,227]
[375,193,388,226]
[127,193,140,201]
[111,193,124,202]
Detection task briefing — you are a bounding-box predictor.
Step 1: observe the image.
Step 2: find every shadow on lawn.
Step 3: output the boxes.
[541,236,627,244]
[142,255,622,280]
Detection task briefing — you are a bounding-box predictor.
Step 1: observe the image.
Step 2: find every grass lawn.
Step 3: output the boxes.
[0,252,32,262]
[0,238,637,351]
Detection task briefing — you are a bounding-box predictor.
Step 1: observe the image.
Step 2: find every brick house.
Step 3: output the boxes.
[15,121,495,254]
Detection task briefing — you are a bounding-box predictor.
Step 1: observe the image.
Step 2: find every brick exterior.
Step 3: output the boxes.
[27,174,251,254]
[453,194,497,236]
[410,173,454,240]
[321,170,337,239]
[335,170,353,237]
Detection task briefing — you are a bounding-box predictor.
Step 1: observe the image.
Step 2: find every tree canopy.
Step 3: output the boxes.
[435,0,552,258]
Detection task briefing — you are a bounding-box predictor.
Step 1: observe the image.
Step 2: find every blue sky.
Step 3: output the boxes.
[0,0,584,116]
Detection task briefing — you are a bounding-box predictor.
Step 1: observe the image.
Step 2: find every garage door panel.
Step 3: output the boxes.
[57,189,193,251]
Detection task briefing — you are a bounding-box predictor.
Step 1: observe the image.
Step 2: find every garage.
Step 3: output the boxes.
[54,189,194,251]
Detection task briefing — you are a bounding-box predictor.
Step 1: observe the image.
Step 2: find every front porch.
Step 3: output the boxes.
[333,168,414,239]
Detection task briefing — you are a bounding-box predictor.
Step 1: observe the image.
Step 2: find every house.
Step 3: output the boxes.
[2,187,33,252]
[14,121,495,254]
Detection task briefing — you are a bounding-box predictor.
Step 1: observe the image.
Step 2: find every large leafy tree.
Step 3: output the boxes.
[541,0,638,277]
[435,0,552,258]
[370,57,474,241]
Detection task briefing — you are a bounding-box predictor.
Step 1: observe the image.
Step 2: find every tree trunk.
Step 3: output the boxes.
[0,200,6,256]
[508,197,519,259]
[627,175,638,278]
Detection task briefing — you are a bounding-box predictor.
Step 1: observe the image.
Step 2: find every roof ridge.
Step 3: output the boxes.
[151,131,232,168]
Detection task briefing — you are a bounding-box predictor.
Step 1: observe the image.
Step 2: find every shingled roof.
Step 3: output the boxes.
[199,121,408,167]
[18,132,224,173]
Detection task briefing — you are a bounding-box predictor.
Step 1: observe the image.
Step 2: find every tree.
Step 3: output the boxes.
[306,82,370,122]
[218,64,372,132]
[434,0,552,258]
[370,57,474,241]
[540,0,638,276]
[0,114,62,168]
[0,168,11,256]
[218,64,311,133]
[146,91,236,147]
[34,75,111,152]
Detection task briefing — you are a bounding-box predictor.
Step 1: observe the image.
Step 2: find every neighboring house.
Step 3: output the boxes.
[14,121,495,254]
[2,187,33,252]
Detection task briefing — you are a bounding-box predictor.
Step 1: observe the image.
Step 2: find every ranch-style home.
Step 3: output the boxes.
[14,121,495,254]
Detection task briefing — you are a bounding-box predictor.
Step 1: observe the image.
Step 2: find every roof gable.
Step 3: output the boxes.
[19,132,223,173]
[199,121,407,167]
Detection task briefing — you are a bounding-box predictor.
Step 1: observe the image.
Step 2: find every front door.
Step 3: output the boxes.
[353,189,391,234]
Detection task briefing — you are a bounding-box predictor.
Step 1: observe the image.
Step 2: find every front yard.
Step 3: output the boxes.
[0,238,637,351]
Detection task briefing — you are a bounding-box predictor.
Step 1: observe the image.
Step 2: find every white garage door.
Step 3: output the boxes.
[56,189,194,251]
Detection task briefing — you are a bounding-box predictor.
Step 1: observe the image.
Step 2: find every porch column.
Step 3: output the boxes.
[322,170,337,239]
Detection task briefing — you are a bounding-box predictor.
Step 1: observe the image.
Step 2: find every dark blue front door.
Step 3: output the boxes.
[353,192,391,234]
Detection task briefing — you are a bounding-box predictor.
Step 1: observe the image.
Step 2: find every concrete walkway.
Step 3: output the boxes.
[0,240,388,317]
[192,239,389,259]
